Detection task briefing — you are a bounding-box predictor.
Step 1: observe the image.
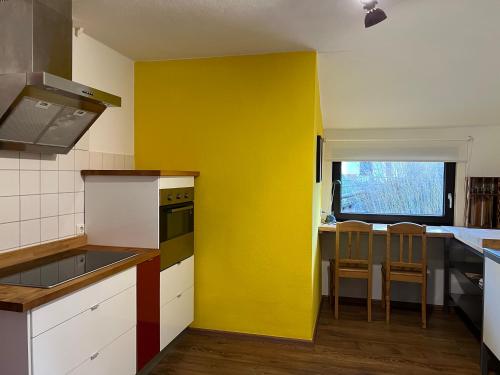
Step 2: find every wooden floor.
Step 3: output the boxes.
[151,301,480,374]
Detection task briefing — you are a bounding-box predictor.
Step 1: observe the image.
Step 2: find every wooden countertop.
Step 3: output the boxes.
[0,236,159,312]
[81,169,200,177]
[319,223,454,238]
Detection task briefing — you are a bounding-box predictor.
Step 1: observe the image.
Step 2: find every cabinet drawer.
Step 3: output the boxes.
[32,286,136,375]
[68,327,136,375]
[160,286,194,350]
[160,255,194,307]
[32,267,136,337]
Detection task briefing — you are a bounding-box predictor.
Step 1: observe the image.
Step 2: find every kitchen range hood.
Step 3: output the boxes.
[0,0,121,154]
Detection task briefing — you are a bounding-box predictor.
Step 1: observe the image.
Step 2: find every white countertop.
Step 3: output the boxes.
[442,226,500,254]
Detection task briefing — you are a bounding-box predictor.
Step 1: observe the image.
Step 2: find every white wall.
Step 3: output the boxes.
[73,31,135,155]
[0,32,135,253]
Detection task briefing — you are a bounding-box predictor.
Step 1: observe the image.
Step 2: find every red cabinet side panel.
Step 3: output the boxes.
[137,256,160,371]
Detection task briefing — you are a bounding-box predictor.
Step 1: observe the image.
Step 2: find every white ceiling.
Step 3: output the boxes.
[73,0,500,129]
[72,0,401,60]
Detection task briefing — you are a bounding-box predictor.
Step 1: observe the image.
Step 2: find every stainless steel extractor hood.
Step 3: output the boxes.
[0,0,121,154]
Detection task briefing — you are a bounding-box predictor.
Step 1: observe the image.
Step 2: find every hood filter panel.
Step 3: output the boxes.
[38,107,96,147]
[0,96,97,148]
[0,97,62,143]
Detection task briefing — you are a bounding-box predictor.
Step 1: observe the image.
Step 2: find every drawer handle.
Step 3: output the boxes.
[90,304,100,311]
[90,352,99,361]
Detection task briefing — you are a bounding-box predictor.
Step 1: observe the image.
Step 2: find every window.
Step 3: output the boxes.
[332,161,456,225]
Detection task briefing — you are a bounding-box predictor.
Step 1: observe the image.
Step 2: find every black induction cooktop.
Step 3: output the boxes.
[0,249,136,288]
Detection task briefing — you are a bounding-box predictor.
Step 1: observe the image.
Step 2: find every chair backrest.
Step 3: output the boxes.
[386,222,427,271]
[335,220,373,265]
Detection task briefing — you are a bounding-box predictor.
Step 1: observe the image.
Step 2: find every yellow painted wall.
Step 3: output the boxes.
[135,52,323,340]
[311,73,324,334]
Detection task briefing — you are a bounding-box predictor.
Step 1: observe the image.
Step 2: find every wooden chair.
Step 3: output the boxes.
[329,220,373,321]
[382,223,428,328]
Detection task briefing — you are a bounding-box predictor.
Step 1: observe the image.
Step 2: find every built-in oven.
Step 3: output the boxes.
[159,187,194,271]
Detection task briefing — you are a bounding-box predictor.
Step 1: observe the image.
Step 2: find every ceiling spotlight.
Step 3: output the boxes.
[361,0,387,28]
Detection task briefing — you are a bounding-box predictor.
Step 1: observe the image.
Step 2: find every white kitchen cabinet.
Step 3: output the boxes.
[160,255,194,350]
[32,267,136,337]
[32,286,136,375]
[0,268,137,375]
[160,286,194,349]
[68,327,136,375]
[160,255,194,307]
[484,257,500,357]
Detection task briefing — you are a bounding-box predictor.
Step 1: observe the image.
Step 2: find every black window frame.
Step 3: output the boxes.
[332,161,456,226]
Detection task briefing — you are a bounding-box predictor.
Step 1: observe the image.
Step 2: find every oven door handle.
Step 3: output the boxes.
[168,205,194,214]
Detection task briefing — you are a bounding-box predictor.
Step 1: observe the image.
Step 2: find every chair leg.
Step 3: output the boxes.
[385,274,391,324]
[381,268,386,309]
[367,274,372,322]
[422,278,427,329]
[335,271,340,320]
[329,262,334,312]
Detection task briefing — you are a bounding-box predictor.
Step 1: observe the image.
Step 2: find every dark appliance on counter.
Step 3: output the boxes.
[159,187,194,271]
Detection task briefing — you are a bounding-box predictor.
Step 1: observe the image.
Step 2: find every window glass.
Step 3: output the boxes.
[340,161,445,216]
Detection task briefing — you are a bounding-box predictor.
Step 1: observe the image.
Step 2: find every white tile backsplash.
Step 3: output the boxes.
[41,154,58,170]
[59,193,75,215]
[0,170,20,196]
[41,217,58,241]
[0,196,19,224]
[20,195,40,221]
[20,171,40,195]
[0,150,20,169]
[89,152,103,169]
[102,153,114,169]
[59,214,75,238]
[124,155,134,170]
[75,150,90,170]
[0,149,132,251]
[58,171,75,193]
[0,222,20,251]
[41,170,58,194]
[74,171,84,192]
[113,154,125,170]
[20,153,41,170]
[21,219,41,246]
[75,191,85,214]
[41,194,58,218]
[58,150,74,171]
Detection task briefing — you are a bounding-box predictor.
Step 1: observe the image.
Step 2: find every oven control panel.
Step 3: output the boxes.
[160,187,194,206]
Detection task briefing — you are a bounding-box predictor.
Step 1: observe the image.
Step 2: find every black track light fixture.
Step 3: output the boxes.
[361,0,387,28]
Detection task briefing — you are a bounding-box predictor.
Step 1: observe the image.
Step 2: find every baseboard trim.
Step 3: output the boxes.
[188,326,314,345]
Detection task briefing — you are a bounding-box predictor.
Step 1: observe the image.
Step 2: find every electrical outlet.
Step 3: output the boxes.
[76,223,85,234]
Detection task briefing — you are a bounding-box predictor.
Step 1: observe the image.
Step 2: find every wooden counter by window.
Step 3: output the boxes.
[0,236,159,312]
[319,223,454,238]
[81,170,200,177]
